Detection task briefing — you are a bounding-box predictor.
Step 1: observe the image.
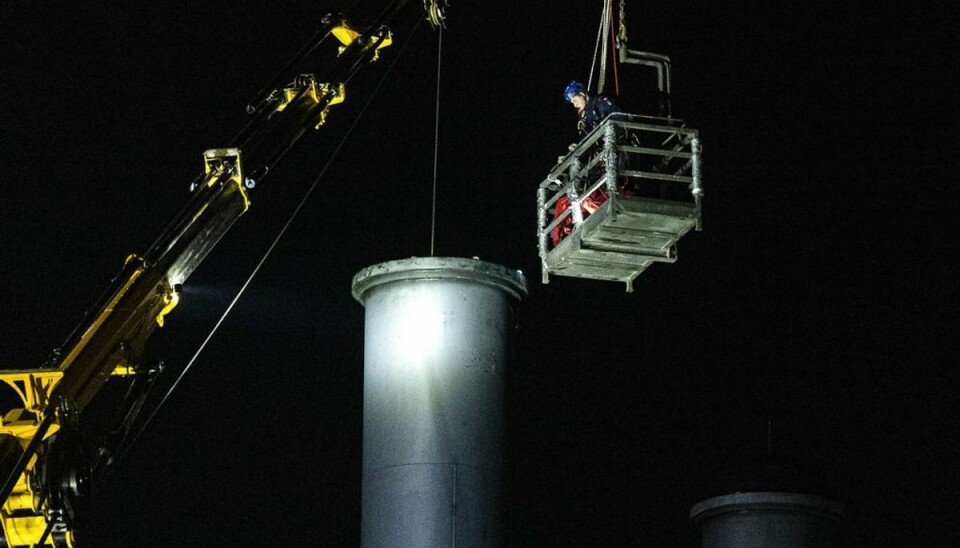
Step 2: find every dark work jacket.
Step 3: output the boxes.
[577,95,620,138]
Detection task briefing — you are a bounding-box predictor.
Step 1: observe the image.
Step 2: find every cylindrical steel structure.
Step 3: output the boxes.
[352,257,527,547]
[690,492,844,548]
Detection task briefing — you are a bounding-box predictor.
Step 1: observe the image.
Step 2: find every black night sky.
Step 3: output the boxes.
[1,1,957,546]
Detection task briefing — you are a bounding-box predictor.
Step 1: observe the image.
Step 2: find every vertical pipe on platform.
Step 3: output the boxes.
[603,121,619,218]
[352,257,527,547]
[690,136,703,230]
[537,186,550,284]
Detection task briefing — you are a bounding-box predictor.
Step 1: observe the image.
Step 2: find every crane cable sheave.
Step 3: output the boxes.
[424,0,447,28]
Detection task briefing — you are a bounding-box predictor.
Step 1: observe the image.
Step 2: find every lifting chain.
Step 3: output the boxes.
[424,0,447,29]
[618,0,628,43]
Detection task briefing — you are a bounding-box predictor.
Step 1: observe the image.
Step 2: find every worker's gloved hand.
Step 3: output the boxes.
[568,143,577,152]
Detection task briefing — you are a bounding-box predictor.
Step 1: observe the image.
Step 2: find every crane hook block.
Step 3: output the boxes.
[424,0,447,28]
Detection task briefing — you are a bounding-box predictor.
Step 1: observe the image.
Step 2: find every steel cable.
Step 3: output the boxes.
[587,0,606,92]
[598,0,611,94]
[430,26,443,255]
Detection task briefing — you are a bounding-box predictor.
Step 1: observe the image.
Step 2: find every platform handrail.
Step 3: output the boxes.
[537,112,703,271]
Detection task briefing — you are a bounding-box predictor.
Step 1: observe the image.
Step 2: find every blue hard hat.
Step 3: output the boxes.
[564,80,586,103]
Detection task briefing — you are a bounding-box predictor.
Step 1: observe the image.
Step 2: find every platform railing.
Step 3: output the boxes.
[537,113,702,275]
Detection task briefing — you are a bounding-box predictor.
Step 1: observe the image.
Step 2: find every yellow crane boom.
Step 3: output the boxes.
[1,2,440,545]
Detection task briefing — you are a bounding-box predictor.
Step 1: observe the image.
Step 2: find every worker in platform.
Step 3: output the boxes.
[564,80,621,138]
[552,81,623,247]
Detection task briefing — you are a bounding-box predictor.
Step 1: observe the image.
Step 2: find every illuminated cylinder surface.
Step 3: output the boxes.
[690,492,844,548]
[352,257,527,547]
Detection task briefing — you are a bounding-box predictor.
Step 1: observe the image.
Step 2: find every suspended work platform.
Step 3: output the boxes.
[537,113,703,292]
